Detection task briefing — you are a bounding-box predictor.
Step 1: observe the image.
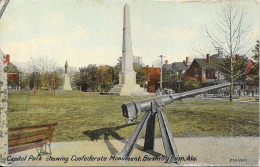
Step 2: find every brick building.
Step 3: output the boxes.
[143,67,160,93]
[3,54,20,90]
[184,54,217,84]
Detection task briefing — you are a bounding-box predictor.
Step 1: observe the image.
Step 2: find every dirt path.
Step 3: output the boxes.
[8,137,259,166]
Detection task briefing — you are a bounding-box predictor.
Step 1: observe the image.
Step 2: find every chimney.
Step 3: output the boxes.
[206,54,210,63]
[235,54,239,61]
[4,54,10,65]
[186,57,189,65]
[165,60,168,65]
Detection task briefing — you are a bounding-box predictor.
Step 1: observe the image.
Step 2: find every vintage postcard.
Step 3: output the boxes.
[0,0,259,166]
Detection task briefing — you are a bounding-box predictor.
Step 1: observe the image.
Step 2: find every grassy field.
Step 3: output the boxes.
[7,90,259,142]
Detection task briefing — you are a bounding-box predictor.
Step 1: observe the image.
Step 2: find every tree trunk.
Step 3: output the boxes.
[229,61,233,101]
[229,78,233,101]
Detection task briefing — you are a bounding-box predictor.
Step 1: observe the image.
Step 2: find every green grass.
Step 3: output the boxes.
[7,90,259,142]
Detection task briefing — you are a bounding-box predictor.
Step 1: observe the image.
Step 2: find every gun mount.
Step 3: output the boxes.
[120,82,231,163]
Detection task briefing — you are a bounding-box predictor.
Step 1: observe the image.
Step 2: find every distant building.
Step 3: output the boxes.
[143,66,160,93]
[133,56,143,66]
[184,54,217,84]
[4,55,20,90]
[162,57,189,92]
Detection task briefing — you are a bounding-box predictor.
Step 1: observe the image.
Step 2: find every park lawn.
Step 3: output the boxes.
[7,90,259,142]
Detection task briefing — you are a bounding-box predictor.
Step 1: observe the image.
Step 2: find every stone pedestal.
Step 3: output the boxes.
[109,84,148,96]
[63,74,72,90]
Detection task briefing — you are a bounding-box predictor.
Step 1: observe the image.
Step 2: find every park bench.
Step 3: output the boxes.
[8,123,58,156]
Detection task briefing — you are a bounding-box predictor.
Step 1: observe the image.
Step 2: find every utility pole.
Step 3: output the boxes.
[158,55,165,89]
[215,47,223,84]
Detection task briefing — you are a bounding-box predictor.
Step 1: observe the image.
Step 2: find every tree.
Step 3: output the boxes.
[134,64,147,87]
[183,77,202,91]
[73,71,81,90]
[196,2,257,101]
[27,56,60,90]
[28,56,57,74]
[28,72,41,89]
[252,40,259,60]
[112,57,122,85]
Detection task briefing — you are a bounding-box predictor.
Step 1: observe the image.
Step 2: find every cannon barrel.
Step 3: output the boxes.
[122,82,230,122]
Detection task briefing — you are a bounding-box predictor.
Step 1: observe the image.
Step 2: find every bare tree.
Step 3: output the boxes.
[28,56,57,73]
[195,2,258,101]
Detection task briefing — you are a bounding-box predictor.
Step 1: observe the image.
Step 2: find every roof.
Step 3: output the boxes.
[163,62,187,72]
[162,63,174,71]
[172,62,187,71]
[242,59,252,68]
[7,63,20,73]
[210,54,223,60]
[193,59,213,69]
[193,54,222,70]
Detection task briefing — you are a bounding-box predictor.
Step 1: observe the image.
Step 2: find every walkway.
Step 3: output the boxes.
[8,137,259,166]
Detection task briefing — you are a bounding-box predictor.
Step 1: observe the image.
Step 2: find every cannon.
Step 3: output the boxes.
[120,82,231,163]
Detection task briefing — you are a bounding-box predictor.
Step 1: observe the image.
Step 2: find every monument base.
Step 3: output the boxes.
[63,74,72,90]
[109,84,149,96]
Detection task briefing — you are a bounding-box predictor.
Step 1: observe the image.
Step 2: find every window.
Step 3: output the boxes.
[211,71,215,78]
[206,70,209,78]
[194,69,198,77]
[202,70,206,78]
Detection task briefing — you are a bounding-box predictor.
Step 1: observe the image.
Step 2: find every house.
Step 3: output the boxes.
[184,54,220,85]
[162,57,189,92]
[3,54,20,90]
[143,66,160,93]
[234,56,256,93]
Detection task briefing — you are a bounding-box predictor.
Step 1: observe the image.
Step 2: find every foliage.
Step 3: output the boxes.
[28,72,41,89]
[183,77,202,91]
[134,64,147,87]
[252,40,259,60]
[25,70,63,90]
[163,69,183,92]
[75,57,147,92]
[210,56,247,82]
[112,57,122,85]
[76,64,114,93]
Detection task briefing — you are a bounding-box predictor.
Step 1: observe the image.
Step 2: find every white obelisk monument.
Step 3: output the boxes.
[63,61,72,90]
[109,4,148,96]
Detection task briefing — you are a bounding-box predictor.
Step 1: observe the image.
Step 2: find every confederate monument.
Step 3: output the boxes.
[109,4,148,96]
[63,61,72,90]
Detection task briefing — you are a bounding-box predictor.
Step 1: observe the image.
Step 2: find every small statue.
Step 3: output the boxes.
[65,61,68,74]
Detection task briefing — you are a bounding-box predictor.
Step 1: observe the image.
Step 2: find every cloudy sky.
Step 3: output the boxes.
[0,0,259,69]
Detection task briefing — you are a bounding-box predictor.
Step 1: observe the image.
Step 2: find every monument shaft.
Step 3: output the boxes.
[120,4,136,85]
[122,4,133,73]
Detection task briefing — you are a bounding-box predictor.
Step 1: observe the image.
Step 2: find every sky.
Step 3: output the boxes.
[0,0,259,69]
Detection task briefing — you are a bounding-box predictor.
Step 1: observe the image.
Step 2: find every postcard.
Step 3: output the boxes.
[0,0,259,166]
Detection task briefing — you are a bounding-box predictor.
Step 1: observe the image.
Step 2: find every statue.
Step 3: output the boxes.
[65,60,68,74]
[63,61,72,90]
